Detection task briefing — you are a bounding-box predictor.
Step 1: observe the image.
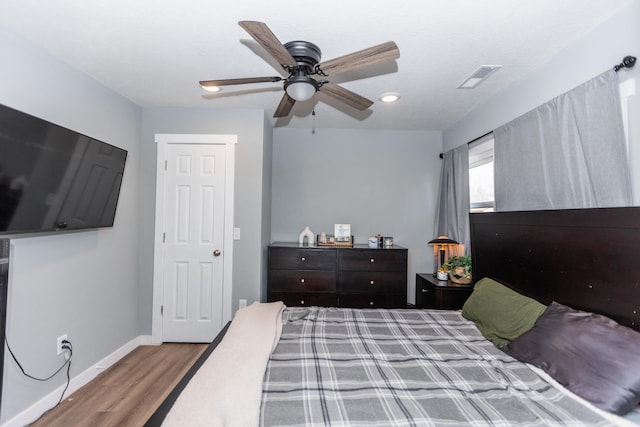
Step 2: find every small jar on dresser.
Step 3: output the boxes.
[267,242,408,308]
[415,273,473,310]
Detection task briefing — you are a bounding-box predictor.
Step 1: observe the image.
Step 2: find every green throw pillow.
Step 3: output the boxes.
[462,277,547,347]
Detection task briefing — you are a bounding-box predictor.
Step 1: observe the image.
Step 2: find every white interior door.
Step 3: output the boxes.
[162,143,226,342]
[153,135,233,342]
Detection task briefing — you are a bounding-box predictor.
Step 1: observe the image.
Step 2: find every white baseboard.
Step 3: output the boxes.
[1,335,154,427]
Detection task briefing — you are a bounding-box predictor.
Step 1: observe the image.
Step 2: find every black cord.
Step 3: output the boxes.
[4,337,73,406]
[57,344,72,406]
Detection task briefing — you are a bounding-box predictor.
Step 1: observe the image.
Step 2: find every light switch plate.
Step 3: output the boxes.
[233,227,240,240]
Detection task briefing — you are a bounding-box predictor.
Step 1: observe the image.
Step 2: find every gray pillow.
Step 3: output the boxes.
[503,301,640,415]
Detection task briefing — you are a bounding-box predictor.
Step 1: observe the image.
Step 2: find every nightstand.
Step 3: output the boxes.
[415,273,473,310]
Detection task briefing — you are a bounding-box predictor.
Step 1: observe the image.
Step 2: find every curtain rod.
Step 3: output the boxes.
[438,130,493,159]
[438,55,636,159]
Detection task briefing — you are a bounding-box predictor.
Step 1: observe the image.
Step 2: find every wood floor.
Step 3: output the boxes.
[30,343,207,427]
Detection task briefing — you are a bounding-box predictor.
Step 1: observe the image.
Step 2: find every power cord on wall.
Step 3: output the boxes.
[4,337,73,412]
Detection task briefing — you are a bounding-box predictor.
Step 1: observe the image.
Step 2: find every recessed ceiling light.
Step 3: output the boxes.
[200,84,221,93]
[457,65,502,89]
[379,92,401,103]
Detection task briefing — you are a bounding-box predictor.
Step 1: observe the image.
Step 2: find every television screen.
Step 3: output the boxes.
[0,104,127,235]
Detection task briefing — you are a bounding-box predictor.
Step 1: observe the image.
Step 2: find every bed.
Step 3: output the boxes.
[147,206,640,426]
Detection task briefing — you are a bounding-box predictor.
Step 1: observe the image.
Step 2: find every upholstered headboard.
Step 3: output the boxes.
[470,207,640,332]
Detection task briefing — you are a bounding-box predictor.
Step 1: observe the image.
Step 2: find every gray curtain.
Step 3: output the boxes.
[494,69,632,211]
[434,143,470,255]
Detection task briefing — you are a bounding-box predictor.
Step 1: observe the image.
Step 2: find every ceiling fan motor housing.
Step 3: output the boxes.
[283,40,323,97]
[284,40,322,71]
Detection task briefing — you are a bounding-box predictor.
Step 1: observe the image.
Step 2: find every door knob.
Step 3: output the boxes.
[213,249,221,256]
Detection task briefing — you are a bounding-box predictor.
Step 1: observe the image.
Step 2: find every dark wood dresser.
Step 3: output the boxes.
[267,242,407,308]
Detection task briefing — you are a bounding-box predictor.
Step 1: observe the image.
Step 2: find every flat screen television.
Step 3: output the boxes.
[0,103,127,236]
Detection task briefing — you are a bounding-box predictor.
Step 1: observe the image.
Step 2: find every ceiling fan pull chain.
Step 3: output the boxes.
[312,108,316,134]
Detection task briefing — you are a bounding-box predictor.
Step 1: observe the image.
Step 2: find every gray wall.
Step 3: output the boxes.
[271,128,442,304]
[444,1,640,203]
[139,108,272,329]
[0,28,142,422]
[260,115,274,302]
[0,28,274,419]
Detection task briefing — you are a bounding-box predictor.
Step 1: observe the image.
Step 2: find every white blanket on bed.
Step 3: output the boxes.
[162,301,285,427]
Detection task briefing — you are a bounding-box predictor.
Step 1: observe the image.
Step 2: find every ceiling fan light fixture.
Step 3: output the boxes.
[379,92,401,103]
[284,75,319,102]
[286,82,316,101]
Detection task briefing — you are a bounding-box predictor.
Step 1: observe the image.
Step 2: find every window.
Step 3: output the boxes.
[619,78,635,153]
[469,134,494,212]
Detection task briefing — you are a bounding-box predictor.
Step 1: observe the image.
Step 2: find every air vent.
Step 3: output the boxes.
[457,65,502,89]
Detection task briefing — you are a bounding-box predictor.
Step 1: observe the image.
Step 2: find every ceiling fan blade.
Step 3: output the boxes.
[319,82,373,111]
[238,21,297,68]
[199,76,282,89]
[317,41,400,76]
[273,92,296,117]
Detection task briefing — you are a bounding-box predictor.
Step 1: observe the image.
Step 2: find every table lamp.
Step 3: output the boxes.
[428,236,459,276]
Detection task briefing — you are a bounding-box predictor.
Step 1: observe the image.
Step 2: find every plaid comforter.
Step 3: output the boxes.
[260,307,617,426]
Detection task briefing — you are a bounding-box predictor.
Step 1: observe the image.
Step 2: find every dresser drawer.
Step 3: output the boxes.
[339,249,407,271]
[268,292,337,307]
[338,271,405,293]
[269,270,336,292]
[269,247,336,270]
[338,293,406,309]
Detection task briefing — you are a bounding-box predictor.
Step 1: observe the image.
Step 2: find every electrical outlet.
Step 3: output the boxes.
[239,299,247,309]
[57,334,68,355]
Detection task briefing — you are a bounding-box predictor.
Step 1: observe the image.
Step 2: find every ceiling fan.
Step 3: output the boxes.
[199,21,400,118]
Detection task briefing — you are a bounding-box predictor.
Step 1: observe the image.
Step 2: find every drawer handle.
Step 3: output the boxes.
[301,257,306,261]
[300,278,305,283]
[369,301,374,306]
[370,258,375,263]
[300,300,305,305]
[421,289,429,293]
[370,280,375,285]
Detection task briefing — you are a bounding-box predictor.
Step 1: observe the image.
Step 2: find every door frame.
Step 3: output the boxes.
[152,133,237,344]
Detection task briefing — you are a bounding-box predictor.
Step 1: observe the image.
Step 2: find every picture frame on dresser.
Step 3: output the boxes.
[334,224,351,242]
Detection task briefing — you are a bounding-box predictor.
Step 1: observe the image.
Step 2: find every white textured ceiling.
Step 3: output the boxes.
[0,0,632,131]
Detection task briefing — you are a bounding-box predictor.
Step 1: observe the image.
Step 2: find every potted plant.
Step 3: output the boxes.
[443,255,472,284]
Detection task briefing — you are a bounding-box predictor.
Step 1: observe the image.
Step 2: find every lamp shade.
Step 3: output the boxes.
[428,236,459,246]
[286,81,316,101]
